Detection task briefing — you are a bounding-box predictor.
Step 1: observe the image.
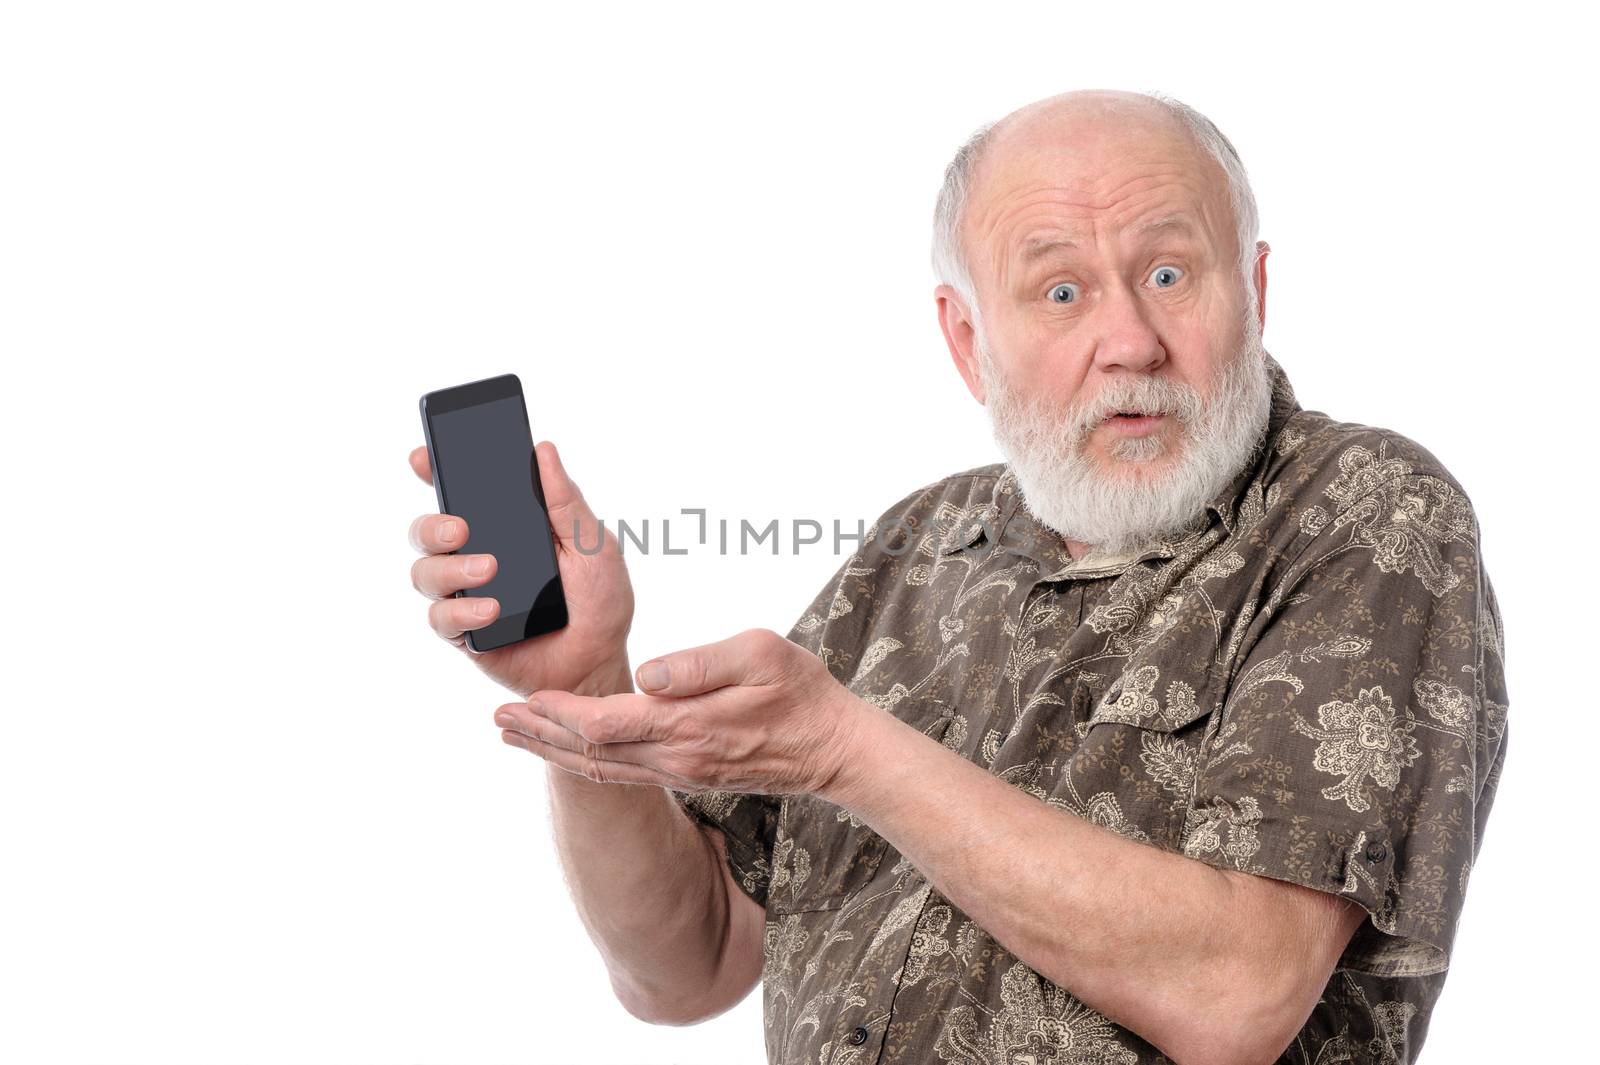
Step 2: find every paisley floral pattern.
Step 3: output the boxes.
[1292,687,1423,813]
[670,355,1507,1064]
[935,963,1140,1065]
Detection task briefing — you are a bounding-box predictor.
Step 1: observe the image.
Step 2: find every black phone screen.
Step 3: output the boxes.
[419,374,567,651]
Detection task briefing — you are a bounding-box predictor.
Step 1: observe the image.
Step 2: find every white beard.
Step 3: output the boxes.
[977,315,1274,558]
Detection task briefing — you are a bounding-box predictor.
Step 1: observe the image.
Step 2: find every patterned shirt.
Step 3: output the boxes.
[671,353,1507,1065]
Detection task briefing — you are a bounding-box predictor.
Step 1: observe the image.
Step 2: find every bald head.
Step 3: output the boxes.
[931,89,1260,334]
[984,89,1190,155]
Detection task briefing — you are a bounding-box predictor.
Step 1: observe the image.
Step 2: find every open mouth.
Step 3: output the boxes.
[1101,410,1168,435]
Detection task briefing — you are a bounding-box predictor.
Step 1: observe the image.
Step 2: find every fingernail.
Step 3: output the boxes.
[474,600,494,617]
[637,661,668,691]
[466,556,491,577]
[528,697,543,715]
[439,519,458,542]
[495,712,515,728]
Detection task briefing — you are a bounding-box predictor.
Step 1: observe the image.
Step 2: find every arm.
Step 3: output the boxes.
[412,438,761,1023]
[501,632,1359,1059]
[696,826,768,1018]
[805,463,1503,1062]
[819,704,1365,1065]
[529,663,764,1026]
[407,442,764,1024]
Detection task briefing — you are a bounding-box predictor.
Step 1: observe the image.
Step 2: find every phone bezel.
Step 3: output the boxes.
[418,373,568,653]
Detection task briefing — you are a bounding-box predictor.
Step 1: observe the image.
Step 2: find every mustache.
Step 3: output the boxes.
[1070,376,1202,426]
[1023,374,1206,446]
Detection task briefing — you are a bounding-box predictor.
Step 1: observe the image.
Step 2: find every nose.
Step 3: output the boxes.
[1089,277,1167,376]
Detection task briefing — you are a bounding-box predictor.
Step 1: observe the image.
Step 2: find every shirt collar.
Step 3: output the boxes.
[939,353,1302,573]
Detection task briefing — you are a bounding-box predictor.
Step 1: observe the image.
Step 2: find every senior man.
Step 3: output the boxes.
[407,89,1506,1065]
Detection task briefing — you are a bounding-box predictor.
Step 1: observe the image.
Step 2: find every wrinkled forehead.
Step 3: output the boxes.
[964,125,1234,282]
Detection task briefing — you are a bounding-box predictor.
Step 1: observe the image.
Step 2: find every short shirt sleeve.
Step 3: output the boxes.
[1184,469,1509,978]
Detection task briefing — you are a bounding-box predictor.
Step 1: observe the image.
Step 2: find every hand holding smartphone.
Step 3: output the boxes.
[419,374,568,652]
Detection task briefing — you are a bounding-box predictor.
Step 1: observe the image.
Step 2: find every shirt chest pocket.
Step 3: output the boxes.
[766,696,957,915]
[1066,662,1217,849]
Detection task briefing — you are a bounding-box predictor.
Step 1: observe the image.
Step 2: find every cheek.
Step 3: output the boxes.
[1188,285,1250,344]
[1166,303,1243,381]
[1003,330,1093,399]
[1018,361,1092,412]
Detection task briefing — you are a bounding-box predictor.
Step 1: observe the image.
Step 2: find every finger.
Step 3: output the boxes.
[535,440,610,554]
[494,703,670,768]
[409,445,434,485]
[411,550,497,598]
[500,730,677,787]
[496,703,585,750]
[527,690,673,745]
[428,595,499,641]
[633,627,789,695]
[408,512,470,555]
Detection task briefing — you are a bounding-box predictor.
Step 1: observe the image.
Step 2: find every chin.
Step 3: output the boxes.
[1094,441,1183,475]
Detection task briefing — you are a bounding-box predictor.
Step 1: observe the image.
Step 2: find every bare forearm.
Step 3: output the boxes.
[542,667,728,1022]
[821,704,1319,1063]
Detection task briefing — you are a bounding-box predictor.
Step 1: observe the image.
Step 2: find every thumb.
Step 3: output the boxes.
[535,440,606,552]
[635,629,784,695]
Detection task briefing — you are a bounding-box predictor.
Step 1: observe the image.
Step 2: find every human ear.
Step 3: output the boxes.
[1252,240,1270,335]
[935,284,987,404]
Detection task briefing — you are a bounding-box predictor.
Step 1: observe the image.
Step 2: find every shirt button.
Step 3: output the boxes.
[847,1026,869,1046]
[1365,840,1387,863]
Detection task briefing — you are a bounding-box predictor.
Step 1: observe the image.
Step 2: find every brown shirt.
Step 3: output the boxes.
[671,354,1507,1065]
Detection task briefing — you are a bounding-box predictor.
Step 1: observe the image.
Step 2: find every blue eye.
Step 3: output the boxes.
[1149,264,1184,288]
[1048,282,1078,304]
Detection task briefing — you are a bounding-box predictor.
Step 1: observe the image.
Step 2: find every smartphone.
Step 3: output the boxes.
[418,373,568,652]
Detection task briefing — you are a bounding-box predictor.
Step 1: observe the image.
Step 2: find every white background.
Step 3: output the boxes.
[2,2,1593,1062]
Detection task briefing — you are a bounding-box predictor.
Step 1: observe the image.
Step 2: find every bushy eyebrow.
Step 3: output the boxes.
[1018,214,1199,263]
